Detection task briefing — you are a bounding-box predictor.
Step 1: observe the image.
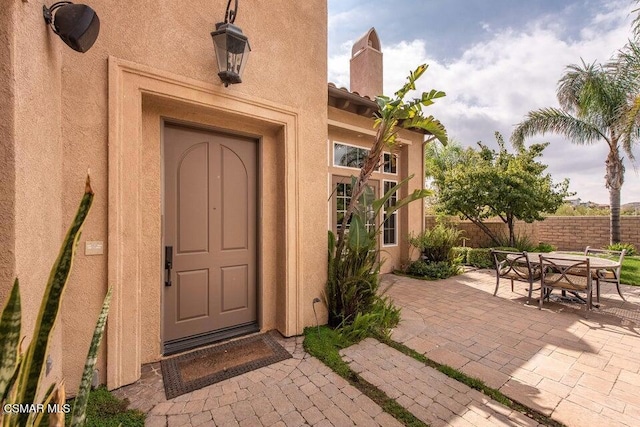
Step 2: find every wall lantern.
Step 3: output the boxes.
[211,0,251,86]
[43,2,100,53]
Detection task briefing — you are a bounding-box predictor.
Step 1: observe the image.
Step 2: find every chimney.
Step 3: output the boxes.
[350,28,383,99]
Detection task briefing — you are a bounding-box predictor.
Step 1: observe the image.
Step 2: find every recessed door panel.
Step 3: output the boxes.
[221,145,249,250]
[176,270,209,321]
[178,143,209,253]
[221,265,249,312]
[163,125,257,345]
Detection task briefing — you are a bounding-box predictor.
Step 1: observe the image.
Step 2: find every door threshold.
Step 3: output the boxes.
[163,322,260,356]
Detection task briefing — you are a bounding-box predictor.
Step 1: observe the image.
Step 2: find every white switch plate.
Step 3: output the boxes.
[85,241,104,256]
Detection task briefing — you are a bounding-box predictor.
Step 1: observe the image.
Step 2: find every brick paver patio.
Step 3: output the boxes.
[384,270,640,427]
[114,270,640,426]
[115,335,402,426]
[341,338,542,426]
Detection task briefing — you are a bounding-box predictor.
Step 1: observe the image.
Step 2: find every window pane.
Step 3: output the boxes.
[334,143,369,168]
[383,153,397,174]
[334,144,347,167]
[383,212,397,245]
[383,181,397,209]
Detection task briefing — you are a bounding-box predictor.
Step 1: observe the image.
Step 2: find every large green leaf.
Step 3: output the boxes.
[347,214,370,252]
[15,176,94,423]
[71,288,113,427]
[0,279,21,402]
[402,115,448,145]
[386,189,433,217]
[371,174,414,215]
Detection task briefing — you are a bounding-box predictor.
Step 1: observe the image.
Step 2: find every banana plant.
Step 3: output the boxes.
[326,65,447,327]
[0,176,113,427]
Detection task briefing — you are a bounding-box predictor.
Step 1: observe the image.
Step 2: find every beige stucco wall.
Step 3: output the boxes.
[0,0,66,392]
[327,107,425,274]
[2,0,327,393]
[0,2,16,306]
[46,0,327,391]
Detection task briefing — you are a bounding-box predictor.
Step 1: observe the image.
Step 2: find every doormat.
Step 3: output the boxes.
[160,333,291,399]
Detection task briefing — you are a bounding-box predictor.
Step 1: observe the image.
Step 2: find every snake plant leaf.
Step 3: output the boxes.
[30,382,57,427]
[0,279,21,403]
[71,287,113,426]
[15,176,94,423]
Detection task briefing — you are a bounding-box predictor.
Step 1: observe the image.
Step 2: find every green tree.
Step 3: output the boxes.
[433,132,570,246]
[512,60,639,244]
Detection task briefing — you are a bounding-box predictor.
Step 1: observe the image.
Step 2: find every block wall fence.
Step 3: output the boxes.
[425,216,640,250]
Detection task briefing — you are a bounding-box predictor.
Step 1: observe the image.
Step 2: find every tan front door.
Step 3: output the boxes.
[163,125,257,353]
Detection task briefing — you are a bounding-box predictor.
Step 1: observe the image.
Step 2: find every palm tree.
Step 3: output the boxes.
[512,60,638,244]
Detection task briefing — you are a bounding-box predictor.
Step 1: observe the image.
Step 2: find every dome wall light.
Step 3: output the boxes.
[43,2,100,53]
[211,0,251,87]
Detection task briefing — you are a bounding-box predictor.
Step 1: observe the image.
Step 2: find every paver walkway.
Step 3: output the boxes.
[384,270,640,427]
[341,338,542,426]
[115,335,402,426]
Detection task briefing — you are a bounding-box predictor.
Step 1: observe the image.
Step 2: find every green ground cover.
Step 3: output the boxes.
[621,256,640,286]
[65,387,145,427]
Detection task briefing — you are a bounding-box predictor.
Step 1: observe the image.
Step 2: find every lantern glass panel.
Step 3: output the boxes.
[211,23,251,84]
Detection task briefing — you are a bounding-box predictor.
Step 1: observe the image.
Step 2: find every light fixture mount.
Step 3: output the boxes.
[43,1,100,53]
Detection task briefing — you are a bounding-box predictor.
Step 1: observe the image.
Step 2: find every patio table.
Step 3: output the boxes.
[508,252,621,306]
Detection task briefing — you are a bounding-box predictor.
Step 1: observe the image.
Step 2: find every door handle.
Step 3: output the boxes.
[165,246,173,287]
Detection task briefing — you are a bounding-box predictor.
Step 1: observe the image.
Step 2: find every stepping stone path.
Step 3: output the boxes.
[341,338,543,427]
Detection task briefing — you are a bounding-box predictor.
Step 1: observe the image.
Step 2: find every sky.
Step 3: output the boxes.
[328,0,640,205]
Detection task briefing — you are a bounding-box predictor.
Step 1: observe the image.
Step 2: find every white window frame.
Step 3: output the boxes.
[332,141,372,171]
[382,151,398,175]
[382,179,398,247]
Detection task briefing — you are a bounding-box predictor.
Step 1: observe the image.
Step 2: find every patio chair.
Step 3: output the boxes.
[490,250,538,303]
[539,255,593,316]
[584,246,627,302]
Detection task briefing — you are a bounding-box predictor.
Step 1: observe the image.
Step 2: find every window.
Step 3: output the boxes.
[334,143,370,169]
[383,180,398,245]
[383,152,397,174]
[333,177,377,233]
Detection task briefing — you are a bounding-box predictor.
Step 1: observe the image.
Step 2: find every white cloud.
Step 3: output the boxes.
[328,0,640,204]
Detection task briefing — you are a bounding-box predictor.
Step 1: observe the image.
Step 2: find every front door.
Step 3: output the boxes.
[163,125,257,353]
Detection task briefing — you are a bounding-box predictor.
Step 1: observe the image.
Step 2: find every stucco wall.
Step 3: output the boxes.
[44,0,328,391]
[0,2,16,306]
[2,0,66,390]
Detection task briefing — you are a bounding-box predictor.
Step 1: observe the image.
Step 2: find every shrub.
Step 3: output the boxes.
[451,247,469,264]
[534,242,556,253]
[496,233,535,251]
[406,260,461,279]
[409,224,463,262]
[338,297,401,342]
[467,248,493,268]
[606,242,637,256]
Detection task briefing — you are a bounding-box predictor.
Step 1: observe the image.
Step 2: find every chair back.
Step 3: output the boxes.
[539,255,591,291]
[491,250,532,280]
[585,246,626,285]
[585,246,625,262]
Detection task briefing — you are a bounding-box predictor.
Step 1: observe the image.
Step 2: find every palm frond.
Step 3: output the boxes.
[621,94,640,161]
[557,60,597,112]
[511,108,609,147]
